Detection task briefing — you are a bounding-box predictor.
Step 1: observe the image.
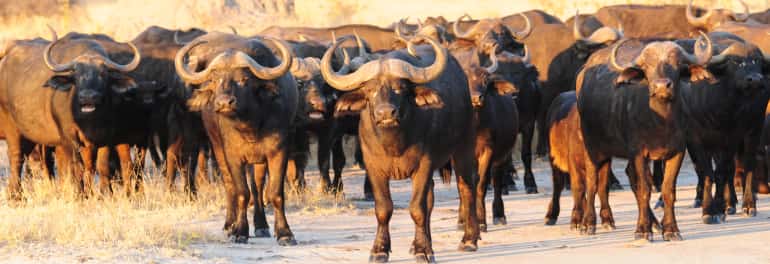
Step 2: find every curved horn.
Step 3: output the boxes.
[385,35,447,84]
[173,30,186,46]
[610,39,634,71]
[103,41,141,72]
[394,25,419,57]
[43,25,75,72]
[680,31,713,66]
[174,39,210,84]
[573,9,586,40]
[453,14,478,39]
[708,42,743,64]
[321,35,380,91]
[228,25,238,35]
[290,57,320,80]
[511,13,532,40]
[239,37,293,80]
[485,47,499,74]
[686,0,713,27]
[732,0,750,22]
[354,31,369,58]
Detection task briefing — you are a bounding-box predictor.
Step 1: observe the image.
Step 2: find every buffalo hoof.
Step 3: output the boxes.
[743,208,757,217]
[702,214,724,224]
[254,228,270,238]
[758,183,770,194]
[493,217,507,225]
[502,188,510,195]
[277,236,298,246]
[693,199,702,208]
[525,187,538,194]
[369,252,389,263]
[663,232,683,241]
[544,218,557,226]
[609,182,623,191]
[229,235,249,244]
[634,232,653,241]
[726,207,736,215]
[507,184,518,192]
[569,223,580,232]
[580,225,596,235]
[414,253,436,263]
[652,222,662,234]
[602,222,616,231]
[457,241,478,252]
[479,224,488,232]
[653,199,664,210]
[364,193,375,202]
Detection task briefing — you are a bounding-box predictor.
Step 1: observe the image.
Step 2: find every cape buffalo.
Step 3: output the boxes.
[0,28,140,200]
[174,32,298,245]
[576,32,715,240]
[321,35,478,262]
[515,14,623,193]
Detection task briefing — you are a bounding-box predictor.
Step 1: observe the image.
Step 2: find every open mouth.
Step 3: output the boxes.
[377,118,400,128]
[80,104,96,113]
[308,111,324,120]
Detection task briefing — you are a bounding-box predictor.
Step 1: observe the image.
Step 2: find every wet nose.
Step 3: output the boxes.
[374,104,397,120]
[309,97,325,111]
[746,73,763,86]
[78,89,102,103]
[214,95,236,112]
[471,94,484,108]
[652,79,673,90]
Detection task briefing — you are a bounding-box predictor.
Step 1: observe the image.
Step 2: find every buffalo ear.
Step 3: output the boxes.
[490,77,517,95]
[334,90,366,117]
[614,67,645,86]
[186,89,212,112]
[44,75,74,90]
[413,86,444,109]
[686,65,716,83]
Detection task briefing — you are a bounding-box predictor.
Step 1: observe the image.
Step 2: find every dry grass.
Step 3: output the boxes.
[0,159,356,250]
[0,173,224,249]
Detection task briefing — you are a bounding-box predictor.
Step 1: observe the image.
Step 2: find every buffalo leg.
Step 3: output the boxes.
[474,148,492,232]
[368,173,393,263]
[225,159,249,243]
[252,164,270,237]
[409,160,436,262]
[266,150,296,246]
[115,144,134,197]
[598,161,615,230]
[317,131,333,192]
[331,138,346,193]
[738,147,757,217]
[661,152,684,241]
[96,146,113,195]
[521,121,538,194]
[626,162,662,233]
[581,157,600,235]
[79,146,96,198]
[545,165,567,225]
[452,151,480,252]
[631,155,653,241]
[491,166,506,225]
[165,137,182,191]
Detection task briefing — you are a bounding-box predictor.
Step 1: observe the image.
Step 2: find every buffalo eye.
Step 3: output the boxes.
[45,75,74,90]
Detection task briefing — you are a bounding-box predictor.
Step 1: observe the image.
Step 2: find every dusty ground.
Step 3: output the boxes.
[3,157,770,264]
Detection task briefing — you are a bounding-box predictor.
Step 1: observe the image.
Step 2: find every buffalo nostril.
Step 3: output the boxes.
[375,105,397,119]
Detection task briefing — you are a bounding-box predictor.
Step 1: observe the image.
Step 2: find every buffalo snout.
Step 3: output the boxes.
[745,72,764,89]
[374,104,399,127]
[214,94,237,113]
[470,92,484,109]
[78,89,103,113]
[650,78,674,100]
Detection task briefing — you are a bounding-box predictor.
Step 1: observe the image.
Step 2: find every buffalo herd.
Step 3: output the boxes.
[2,0,770,262]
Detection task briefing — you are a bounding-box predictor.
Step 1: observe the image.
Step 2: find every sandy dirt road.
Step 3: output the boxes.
[3,158,770,264]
